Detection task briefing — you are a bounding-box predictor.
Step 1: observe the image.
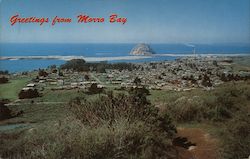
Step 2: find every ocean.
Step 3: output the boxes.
[0,43,250,73]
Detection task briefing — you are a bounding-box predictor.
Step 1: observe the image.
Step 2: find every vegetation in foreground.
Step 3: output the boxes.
[0,90,178,159]
[220,111,250,159]
[150,81,250,159]
[154,81,250,123]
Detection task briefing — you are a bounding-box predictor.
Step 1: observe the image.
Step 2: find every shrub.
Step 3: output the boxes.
[165,82,250,122]
[84,74,90,81]
[221,110,250,159]
[201,74,212,87]
[129,86,150,96]
[67,92,177,158]
[87,83,103,94]
[58,71,63,76]
[0,76,8,84]
[38,69,48,77]
[0,99,23,120]
[167,96,204,122]
[51,69,57,73]
[0,102,12,120]
[1,91,177,159]
[18,89,40,99]
[133,77,142,86]
[0,118,177,159]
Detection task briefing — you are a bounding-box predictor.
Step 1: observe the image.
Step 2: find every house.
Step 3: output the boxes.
[50,82,57,85]
[39,80,45,83]
[71,82,78,88]
[97,84,104,88]
[22,87,33,91]
[57,79,64,86]
[27,83,35,87]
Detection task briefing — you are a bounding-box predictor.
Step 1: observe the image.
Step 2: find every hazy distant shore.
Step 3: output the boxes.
[0,55,152,62]
[0,53,249,62]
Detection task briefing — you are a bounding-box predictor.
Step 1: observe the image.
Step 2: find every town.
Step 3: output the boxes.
[5,56,248,98]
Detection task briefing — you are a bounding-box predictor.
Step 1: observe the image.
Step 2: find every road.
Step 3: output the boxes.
[90,73,103,84]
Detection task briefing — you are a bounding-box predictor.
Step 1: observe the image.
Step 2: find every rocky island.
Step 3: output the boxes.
[130,43,155,56]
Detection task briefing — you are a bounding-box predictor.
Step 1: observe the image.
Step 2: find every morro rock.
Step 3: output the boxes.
[130,44,155,56]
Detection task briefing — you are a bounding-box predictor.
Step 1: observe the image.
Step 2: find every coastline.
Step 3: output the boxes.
[1,53,249,62]
[0,55,151,61]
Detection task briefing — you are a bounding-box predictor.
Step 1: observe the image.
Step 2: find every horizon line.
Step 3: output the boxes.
[1,42,250,45]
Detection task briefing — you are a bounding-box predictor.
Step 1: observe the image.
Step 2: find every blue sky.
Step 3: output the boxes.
[0,0,250,43]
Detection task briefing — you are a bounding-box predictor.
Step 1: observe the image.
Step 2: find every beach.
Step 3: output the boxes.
[1,53,249,61]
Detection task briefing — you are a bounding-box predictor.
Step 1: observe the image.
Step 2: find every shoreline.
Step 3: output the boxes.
[0,53,249,62]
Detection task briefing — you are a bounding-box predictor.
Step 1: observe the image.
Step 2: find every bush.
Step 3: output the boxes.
[0,76,8,84]
[38,69,48,77]
[1,92,177,159]
[0,99,23,121]
[221,110,250,159]
[133,77,141,85]
[167,96,204,122]
[165,82,250,122]
[69,93,152,126]
[201,74,212,87]
[67,92,177,158]
[0,102,12,120]
[129,86,150,96]
[18,89,40,99]
[84,74,90,81]
[58,71,63,76]
[0,118,177,159]
[87,83,103,94]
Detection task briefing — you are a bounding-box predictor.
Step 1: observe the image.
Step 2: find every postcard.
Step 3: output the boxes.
[0,0,250,158]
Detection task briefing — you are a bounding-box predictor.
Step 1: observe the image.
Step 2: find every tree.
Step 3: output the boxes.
[58,70,64,76]
[96,65,106,73]
[52,69,57,73]
[133,77,141,86]
[0,76,8,84]
[18,89,40,99]
[129,86,150,96]
[189,75,197,84]
[88,83,103,94]
[201,74,212,87]
[49,65,57,69]
[38,69,48,77]
[0,102,12,120]
[212,60,218,66]
[84,74,90,81]
[60,59,89,72]
[220,73,228,82]
[0,70,9,75]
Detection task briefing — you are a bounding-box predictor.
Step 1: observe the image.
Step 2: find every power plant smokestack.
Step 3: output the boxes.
[185,44,196,57]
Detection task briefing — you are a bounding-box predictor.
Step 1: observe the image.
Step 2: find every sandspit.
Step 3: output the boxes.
[0,53,249,62]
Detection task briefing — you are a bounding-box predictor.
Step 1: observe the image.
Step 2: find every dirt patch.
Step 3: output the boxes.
[175,127,219,159]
